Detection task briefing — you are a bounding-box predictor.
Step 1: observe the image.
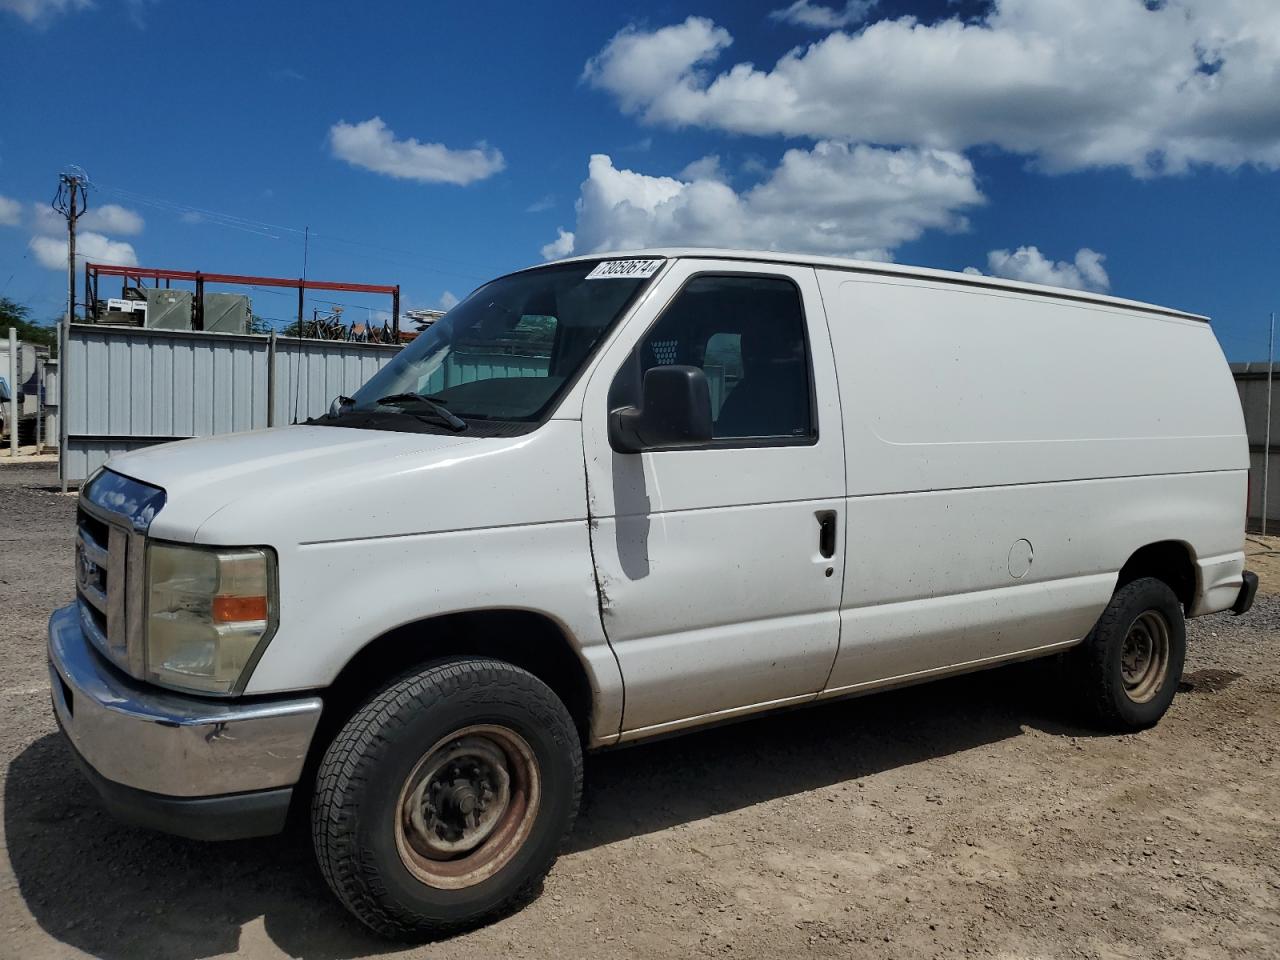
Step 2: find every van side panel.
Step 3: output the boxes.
[828,471,1243,691]
[821,274,1247,496]
[816,271,1248,690]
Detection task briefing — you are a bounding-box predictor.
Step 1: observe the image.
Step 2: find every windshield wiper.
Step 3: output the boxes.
[375,392,451,406]
[374,393,467,431]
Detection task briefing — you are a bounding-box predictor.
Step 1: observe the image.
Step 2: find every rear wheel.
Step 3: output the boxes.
[312,657,582,939]
[1071,577,1186,731]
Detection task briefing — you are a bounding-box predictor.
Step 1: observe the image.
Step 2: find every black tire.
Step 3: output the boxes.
[1071,577,1186,731]
[311,657,582,940]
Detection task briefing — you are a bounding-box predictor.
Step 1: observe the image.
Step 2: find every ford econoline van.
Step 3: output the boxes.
[49,250,1257,937]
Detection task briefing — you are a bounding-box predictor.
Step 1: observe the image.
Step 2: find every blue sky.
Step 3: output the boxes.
[1,0,1277,358]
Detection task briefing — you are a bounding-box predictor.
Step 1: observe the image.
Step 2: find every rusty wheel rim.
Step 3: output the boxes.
[1120,610,1171,704]
[394,724,541,890]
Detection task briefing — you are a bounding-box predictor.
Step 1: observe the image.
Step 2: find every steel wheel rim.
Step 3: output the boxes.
[394,724,541,890]
[1120,610,1171,704]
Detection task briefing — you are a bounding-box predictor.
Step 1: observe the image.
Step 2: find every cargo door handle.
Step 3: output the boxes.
[816,510,837,559]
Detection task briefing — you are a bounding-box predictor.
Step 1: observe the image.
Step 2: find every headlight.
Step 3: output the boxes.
[146,542,277,695]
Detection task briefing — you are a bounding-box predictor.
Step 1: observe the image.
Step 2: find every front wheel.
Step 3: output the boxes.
[1071,577,1186,731]
[312,658,582,939]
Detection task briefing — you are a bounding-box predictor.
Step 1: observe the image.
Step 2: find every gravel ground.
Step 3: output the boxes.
[0,464,1277,960]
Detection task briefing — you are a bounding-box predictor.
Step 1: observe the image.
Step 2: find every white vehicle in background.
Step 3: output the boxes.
[48,250,1256,938]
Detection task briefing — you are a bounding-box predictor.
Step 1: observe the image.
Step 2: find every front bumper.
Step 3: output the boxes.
[47,603,323,840]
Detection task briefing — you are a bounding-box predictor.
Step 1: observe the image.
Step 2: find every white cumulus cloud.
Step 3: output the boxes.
[584,2,1280,175]
[25,198,143,268]
[544,143,982,261]
[541,228,576,260]
[969,246,1110,292]
[0,195,21,227]
[0,0,91,24]
[29,231,138,270]
[582,17,732,117]
[329,117,505,186]
[678,154,727,183]
[769,1,879,29]
[80,203,144,235]
[30,202,63,235]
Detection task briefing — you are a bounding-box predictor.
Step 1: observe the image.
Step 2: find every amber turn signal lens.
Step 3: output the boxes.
[211,595,269,623]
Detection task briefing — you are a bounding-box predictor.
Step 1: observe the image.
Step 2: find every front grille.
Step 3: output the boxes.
[76,506,130,671]
[75,469,165,679]
[79,510,109,552]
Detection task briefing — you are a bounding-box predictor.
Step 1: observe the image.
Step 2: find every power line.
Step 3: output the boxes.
[96,184,288,239]
[92,180,489,281]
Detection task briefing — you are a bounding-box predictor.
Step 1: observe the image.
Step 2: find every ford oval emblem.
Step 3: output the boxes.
[75,542,98,593]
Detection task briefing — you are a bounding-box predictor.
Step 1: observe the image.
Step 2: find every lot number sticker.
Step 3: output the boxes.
[585,259,664,280]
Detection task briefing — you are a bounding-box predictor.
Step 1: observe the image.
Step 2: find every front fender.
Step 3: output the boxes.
[243,518,623,744]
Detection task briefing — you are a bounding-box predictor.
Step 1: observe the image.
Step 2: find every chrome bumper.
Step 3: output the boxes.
[48,603,323,799]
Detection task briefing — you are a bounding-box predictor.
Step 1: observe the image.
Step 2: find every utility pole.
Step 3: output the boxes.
[54,173,88,325]
[53,171,87,489]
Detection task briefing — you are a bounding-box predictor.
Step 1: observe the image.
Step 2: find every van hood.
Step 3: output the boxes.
[104,427,496,545]
[104,424,582,545]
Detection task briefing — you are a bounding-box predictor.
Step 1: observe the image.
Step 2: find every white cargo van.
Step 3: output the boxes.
[49,250,1256,938]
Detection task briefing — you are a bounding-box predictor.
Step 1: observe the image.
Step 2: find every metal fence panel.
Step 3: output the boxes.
[1233,363,1280,527]
[270,339,400,427]
[41,357,58,453]
[424,352,549,394]
[63,325,402,482]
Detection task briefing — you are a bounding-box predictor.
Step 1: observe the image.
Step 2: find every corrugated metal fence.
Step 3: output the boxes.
[61,324,401,482]
[423,351,550,393]
[1233,362,1280,529]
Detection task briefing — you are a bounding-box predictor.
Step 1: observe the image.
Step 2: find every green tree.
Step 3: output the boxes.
[0,298,58,350]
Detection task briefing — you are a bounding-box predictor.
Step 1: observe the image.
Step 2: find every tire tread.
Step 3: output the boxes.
[311,657,582,939]
[1073,577,1185,732]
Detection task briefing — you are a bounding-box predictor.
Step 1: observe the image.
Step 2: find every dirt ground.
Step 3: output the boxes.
[1244,534,1280,599]
[1,463,1277,960]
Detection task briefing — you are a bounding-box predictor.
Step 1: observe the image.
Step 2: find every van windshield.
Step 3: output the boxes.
[341,259,660,431]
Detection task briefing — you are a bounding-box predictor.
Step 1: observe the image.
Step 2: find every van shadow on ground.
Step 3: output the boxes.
[6,660,1088,960]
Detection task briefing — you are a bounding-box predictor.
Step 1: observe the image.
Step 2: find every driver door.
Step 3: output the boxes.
[580,259,847,740]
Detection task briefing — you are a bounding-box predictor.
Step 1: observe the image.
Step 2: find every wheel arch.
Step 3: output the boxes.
[336,606,593,732]
[1116,540,1197,613]
[296,608,599,808]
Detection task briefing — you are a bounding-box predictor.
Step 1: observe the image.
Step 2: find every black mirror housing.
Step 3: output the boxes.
[609,365,713,453]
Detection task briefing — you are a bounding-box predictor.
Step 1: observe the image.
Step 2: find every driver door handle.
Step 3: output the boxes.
[816,510,837,559]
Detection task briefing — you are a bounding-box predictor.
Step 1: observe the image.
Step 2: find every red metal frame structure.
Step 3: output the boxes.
[85,262,401,338]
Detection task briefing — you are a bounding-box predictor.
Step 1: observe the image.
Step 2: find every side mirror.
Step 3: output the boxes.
[609,365,713,453]
[329,395,354,417]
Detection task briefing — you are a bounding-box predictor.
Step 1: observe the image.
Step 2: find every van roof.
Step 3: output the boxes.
[541,248,1208,324]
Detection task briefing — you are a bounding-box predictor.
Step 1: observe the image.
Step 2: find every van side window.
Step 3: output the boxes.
[637,275,813,441]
